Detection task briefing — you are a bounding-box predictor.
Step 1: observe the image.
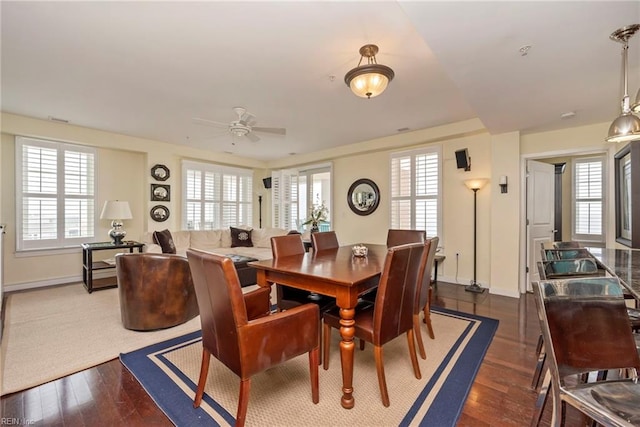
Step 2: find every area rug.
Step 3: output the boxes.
[1,283,201,395]
[121,307,498,426]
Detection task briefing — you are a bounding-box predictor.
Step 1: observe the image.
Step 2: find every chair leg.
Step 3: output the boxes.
[309,347,320,404]
[413,313,426,360]
[373,345,390,407]
[529,368,551,427]
[423,287,435,339]
[193,348,211,408]
[531,342,546,390]
[406,329,421,380]
[322,322,331,370]
[236,378,251,427]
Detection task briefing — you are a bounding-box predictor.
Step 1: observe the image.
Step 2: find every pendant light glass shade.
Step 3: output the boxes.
[606,25,640,143]
[344,44,395,99]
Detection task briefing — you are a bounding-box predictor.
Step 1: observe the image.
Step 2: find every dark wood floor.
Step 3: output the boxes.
[1,282,587,426]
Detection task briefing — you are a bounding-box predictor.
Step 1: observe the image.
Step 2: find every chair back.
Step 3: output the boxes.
[373,242,426,345]
[417,237,439,310]
[543,248,592,260]
[311,231,339,252]
[537,258,599,280]
[271,234,305,258]
[186,248,251,375]
[386,229,426,248]
[533,277,640,382]
[116,253,198,330]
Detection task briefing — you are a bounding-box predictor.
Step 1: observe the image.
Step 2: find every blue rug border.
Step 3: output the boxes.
[120,307,498,427]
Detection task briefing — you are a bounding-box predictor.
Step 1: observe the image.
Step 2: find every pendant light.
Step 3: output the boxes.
[606,24,640,143]
[344,44,395,99]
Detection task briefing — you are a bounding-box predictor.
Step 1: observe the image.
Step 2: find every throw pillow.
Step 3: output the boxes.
[153,229,176,254]
[230,227,253,248]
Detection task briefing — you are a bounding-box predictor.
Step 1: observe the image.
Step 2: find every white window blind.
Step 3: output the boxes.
[16,136,95,251]
[271,169,299,230]
[573,156,604,242]
[390,147,441,238]
[182,160,253,230]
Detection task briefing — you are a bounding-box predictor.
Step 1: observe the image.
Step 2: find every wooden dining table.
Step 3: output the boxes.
[248,244,389,409]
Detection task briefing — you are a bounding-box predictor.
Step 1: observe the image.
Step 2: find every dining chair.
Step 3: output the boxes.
[414,236,439,360]
[310,230,339,252]
[531,277,640,427]
[186,248,319,427]
[386,229,426,248]
[270,234,335,312]
[322,242,425,407]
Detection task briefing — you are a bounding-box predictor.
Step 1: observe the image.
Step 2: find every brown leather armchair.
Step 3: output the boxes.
[323,242,425,407]
[116,253,199,331]
[186,248,319,427]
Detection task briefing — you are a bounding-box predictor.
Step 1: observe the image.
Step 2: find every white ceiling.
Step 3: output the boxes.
[2,1,639,161]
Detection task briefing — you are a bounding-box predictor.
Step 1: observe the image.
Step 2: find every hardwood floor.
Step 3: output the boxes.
[1,282,587,426]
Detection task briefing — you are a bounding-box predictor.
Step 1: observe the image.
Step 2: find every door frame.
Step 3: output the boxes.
[518,147,609,294]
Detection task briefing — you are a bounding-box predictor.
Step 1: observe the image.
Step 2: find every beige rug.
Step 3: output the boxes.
[0,283,201,395]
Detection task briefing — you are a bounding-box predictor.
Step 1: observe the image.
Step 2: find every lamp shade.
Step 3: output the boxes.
[100,200,132,220]
[606,112,640,143]
[464,178,489,191]
[344,44,395,99]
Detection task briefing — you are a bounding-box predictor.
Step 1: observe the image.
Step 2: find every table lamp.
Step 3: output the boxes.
[100,200,132,245]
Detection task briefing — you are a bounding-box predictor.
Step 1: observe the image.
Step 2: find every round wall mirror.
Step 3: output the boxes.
[347,178,380,216]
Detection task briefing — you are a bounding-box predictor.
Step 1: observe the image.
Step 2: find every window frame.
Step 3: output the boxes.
[15,136,96,252]
[181,160,253,230]
[389,146,442,239]
[571,155,606,243]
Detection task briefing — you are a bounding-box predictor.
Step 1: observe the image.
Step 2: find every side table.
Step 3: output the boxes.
[82,241,145,293]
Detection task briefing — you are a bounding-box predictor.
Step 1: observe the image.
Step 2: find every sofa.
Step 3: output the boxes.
[140,227,291,260]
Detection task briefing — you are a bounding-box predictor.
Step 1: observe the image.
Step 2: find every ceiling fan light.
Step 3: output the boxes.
[344,44,394,99]
[606,112,640,143]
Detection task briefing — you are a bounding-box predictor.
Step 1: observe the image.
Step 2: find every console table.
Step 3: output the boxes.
[81,241,144,293]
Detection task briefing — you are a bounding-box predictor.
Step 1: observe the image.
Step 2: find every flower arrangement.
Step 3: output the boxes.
[302,203,328,231]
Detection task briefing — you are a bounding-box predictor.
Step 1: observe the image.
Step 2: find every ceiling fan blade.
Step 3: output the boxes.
[245,132,260,143]
[252,126,286,135]
[192,117,229,128]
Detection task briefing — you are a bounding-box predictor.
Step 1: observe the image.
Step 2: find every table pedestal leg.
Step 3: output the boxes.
[339,307,355,409]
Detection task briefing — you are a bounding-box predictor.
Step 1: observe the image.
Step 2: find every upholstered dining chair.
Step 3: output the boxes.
[322,242,425,407]
[186,248,319,427]
[310,230,339,252]
[116,253,199,331]
[414,236,439,360]
[531,277,640,427]
[271,234,335,312]
[386,229,426,248]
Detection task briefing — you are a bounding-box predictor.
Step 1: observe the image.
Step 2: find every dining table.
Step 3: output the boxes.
[248,243,389,409]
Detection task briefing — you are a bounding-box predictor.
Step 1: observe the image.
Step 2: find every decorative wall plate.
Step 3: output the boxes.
[151,184,170,201]
[151,164,170,181]
[150,205,170,222]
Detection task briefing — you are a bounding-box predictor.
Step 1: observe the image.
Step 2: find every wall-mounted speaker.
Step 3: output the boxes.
[262,177,272,189]
[455,149,471,171]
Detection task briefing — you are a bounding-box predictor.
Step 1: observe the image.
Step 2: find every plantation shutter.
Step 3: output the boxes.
[182,160,253,230]
[390,147,441,238]
[271,169,298,229]
[573,156,604,242]
[17,136,95,251]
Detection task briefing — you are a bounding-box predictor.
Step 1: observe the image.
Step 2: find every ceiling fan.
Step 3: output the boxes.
[192,107,286,143]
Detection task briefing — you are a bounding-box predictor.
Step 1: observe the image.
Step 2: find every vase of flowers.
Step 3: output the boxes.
[302,203,328,233]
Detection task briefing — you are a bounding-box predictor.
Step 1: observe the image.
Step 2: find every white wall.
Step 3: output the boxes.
[1,112,625,297]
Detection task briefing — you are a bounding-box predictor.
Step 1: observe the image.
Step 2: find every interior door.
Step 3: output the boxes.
[526,160,556,291]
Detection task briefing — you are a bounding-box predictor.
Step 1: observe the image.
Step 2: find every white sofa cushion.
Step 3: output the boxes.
[190,230,223,251]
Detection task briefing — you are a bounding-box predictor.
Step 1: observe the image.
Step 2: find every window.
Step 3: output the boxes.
[572,156,605,243]
[16,136,96,251]
[271,164,332,231]
[390,147,441,238]
[182,160,253,230]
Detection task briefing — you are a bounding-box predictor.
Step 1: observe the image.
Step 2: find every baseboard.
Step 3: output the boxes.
[4,275,83,293]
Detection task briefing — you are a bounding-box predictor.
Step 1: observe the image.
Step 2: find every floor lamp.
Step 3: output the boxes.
[258,195,263,228]
[464,178,488,293]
